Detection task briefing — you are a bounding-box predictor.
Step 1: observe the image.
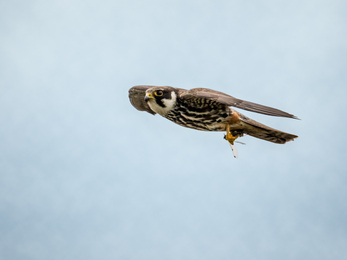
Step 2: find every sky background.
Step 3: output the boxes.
[1,0,346,259]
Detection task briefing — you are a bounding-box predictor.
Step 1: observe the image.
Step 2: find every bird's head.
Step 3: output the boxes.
[144,87,177,116]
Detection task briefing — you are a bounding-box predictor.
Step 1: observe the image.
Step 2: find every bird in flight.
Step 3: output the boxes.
[129,85,298,158]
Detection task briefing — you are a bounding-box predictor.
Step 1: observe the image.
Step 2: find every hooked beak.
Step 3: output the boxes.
[144,93,154,102]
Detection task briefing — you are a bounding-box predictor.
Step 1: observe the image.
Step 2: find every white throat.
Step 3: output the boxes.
[148,91,177,117]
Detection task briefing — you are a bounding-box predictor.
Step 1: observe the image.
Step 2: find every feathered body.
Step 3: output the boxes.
[129,85,298,144]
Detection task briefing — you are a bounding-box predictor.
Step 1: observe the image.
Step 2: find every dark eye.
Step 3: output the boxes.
[155,90,163,96]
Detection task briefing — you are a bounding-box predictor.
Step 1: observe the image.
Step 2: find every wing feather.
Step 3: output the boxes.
[181,88,299,119]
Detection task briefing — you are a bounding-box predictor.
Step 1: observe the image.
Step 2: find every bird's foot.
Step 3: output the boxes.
[224,126,244,159]
[224,129,244,145]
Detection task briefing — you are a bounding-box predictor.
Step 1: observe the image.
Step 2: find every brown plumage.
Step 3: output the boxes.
[129,85,298,147]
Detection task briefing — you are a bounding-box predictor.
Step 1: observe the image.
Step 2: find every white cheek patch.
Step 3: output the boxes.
[147,91,177,117]
[162,91,177,111]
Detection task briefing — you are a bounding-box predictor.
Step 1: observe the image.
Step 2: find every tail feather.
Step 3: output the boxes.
[238,113,298,144]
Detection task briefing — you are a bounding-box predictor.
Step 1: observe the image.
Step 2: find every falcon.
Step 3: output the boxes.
[129,85,298,158]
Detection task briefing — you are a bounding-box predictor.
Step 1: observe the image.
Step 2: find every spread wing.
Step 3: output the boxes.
[128,85,156,115]
[181,88,299,119]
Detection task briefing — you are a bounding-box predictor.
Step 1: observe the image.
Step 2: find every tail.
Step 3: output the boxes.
[238,113,298,144]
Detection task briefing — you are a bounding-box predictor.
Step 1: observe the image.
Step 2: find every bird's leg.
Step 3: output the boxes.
[224,125,244,159]
[224,124,243,145]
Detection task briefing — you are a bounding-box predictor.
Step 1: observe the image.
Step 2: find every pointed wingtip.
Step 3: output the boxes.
[293,115,301,120]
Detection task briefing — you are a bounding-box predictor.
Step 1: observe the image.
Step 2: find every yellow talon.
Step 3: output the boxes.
[224,124,243,145]
[225,132,238,145]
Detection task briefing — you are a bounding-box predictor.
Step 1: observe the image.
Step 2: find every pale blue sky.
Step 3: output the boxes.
[1,0,346,259]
